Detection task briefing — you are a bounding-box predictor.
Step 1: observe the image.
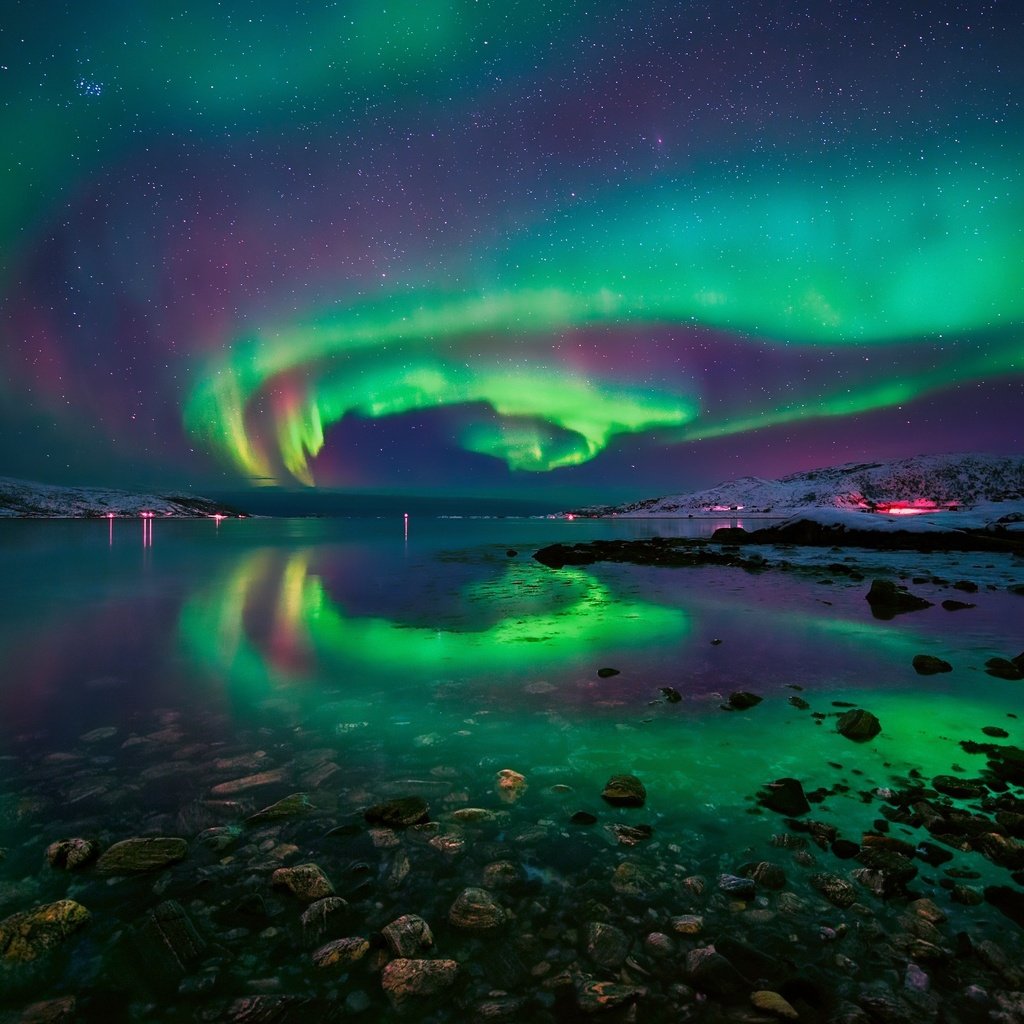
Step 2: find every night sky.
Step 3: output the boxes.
[1,2,1021,505]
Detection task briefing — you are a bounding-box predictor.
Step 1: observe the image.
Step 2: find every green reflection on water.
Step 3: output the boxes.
[179,549,689,703]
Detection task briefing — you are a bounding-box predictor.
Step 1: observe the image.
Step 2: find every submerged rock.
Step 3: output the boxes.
[758,777,811,816]
[600,774,646,807]
[381,957,460,1011]
[865,579,933,619]
[586,921,630,969]
[836,709,881,742]
[45,837,99,870]
[272,863,335,903]
[245,792,313,825]
[382,914,434,957]
[751,989,799,1019]
[724,691,763,711]
[985,657,1024,681]
[495,769,528,804]
[448,887,506,930]
[311,936,370,968]
[130,900,206,993]
[912,655,952,675]
[95,837,187,874]
[575,979,643,1013]
[364,795,430,827]
[0,900,90,963]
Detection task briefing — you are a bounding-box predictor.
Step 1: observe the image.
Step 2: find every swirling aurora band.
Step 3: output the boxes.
[185,153,1024,485]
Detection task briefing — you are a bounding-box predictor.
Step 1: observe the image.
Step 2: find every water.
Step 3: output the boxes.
[0,517,1022,1021]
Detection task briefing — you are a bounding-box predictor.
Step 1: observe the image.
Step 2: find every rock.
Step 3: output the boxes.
[382,914,434,957]
[744,861,786,889]
[644,932,674,958]
[951,885,983,906]
[210,769,289,795]
[300,897,350,946]
[836,709,881,742]
[601,774,646,807]
[575,979,643,1013]
[931,775,986,799]
[669,915,703,935]
[194,825,243,852]
[941,600,974,611]
[95,837,187,874]
[724,691,763,711]
[718,874,756,900]
[953,580,979,593]
[912,655,952,675]
[983,726,1010,738]
[363,796,429,827]
[610,860,660,897]
[311,936,370,968]
[985,658,1024,681]
[660,686,682,703]
[381,957,459,1011]
[130,900,206,993]
[758,778,811,816]
[607,823,653,846]
[495,769,527,804]
[451,807,500,823]
[45,837,99,870]
[571,810,598,825]
[222,995,341,1022]
[865,579,933,619]
[0,900,90,963]
[684,946,748,998]
[597,667,620,678]
[810,873,858,908]
[481,860,527,889]
[448,887,506,930]
[245,792,313,825]
[789,695,810,710]
[586,921,630,969]
[751,989,799,1019]
[272,863,334,903]
[17,996,77,1023]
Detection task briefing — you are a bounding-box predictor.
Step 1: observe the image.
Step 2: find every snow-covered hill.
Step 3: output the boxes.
[0,477,246,518]
[583,453,1024,520]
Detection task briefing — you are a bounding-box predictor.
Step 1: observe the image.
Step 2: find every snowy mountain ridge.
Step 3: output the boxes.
[0,476,244,518]
[584,453,1024,518]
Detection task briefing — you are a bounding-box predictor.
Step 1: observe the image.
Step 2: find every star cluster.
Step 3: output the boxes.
[1,1,1021,499]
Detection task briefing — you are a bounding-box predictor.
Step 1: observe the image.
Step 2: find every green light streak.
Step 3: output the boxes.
[184,150,1024,484]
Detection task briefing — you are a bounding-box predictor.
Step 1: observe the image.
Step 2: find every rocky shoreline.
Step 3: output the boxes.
[2,684,1024,1024]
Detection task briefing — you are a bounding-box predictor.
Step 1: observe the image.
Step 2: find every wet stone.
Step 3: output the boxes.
[912,655,953,675]
[300,897,350,946]
[0,899,90,964]
[586,921,630,969]
[95,836,187,875]
[381,957,460,1011]
[495,769,527,804]
[610,860,660,897]
[311,936,370,968]
[363,795,429,828]
[718,873,756,900]
[575,979,643,1013]
[382,914,434,957]
[725,691,763,711]
[600,774,646,807]
[865,579,933,618]
[836,709,881,742]
[210,769,289,795]
[130,899,206,994]
[45,837,99,870]
[685,946,747,998]
[481,860,526,889]
[272,863,334,903]
[669,914,703,935]
[810,873,858,908]
[985,658,1024,681]
[759,778,811,816]
[448,887,506,930]
[751,989,800,1019]
[744,861,787,889]
[245,793,313,825]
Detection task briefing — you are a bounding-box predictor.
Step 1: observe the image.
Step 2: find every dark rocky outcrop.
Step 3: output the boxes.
[758,778,811,816]
[836,709,881,742]
[865,580,933,619]
[912,655,952,675]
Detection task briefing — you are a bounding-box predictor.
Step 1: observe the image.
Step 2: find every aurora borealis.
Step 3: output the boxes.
[1,2,1021,501]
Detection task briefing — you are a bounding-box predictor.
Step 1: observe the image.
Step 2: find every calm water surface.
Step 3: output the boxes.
[0,517,1021,1020]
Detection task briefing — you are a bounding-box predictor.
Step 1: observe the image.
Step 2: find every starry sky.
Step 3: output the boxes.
[1,1,1021,504]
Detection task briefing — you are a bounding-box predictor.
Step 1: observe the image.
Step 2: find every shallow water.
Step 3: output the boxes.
[0,517,1022,1021]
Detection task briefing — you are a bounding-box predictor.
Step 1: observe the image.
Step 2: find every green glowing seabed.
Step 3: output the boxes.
[183,150,1024,484]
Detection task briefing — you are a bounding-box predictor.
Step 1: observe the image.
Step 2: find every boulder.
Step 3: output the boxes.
[364,796,429,828]
[95,837,187,875]
[610,860,660,897]
[129,900,206,994]
[912,655,952,675]
[300,897,350,947]
[0,900,90,963]
[245,792,313,825]
[45,838,99,870]
[381,958,459,1011]
[311,937,370,968]
[382,914,434,958]
[758,777,810,816]
[586,921,630,969]
[724,691,763,711]
[718,874,756,900]
[272,863,335,903]
[865,579,933,619]
[601,774,646,807]
[448,888,506,930]
[985,658,1024,681]
[836,709,881,742]
[810,873,858,908]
